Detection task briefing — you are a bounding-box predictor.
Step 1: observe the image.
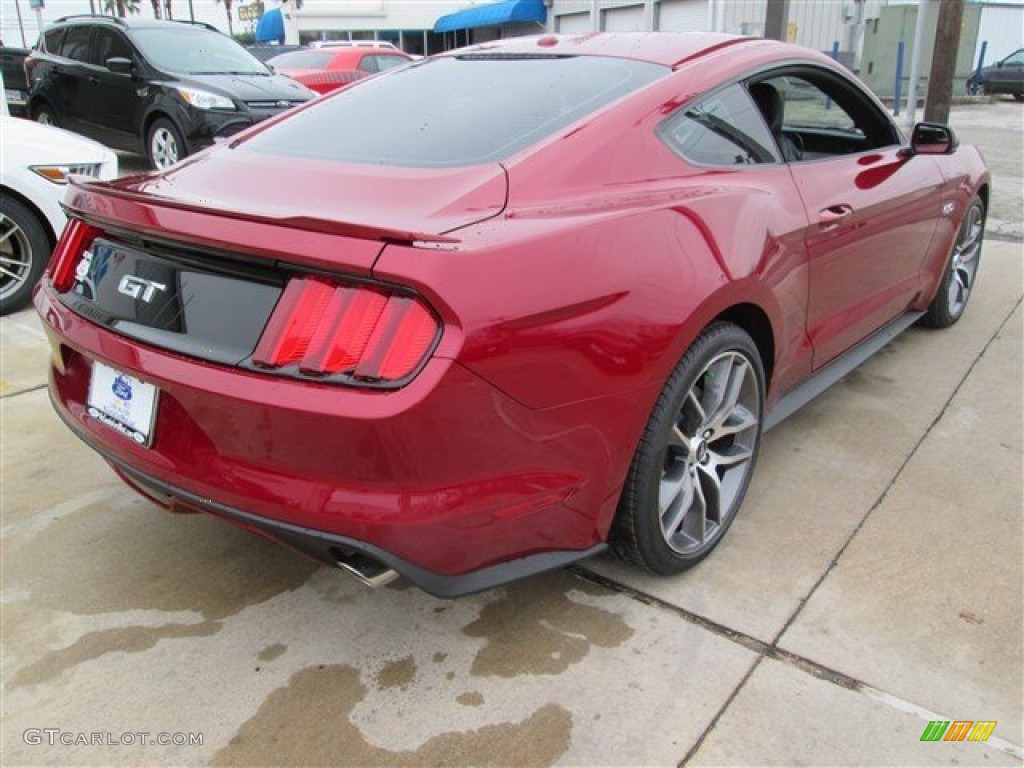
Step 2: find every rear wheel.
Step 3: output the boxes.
[612,323,764,574]
[921,196,985,329]
[0,196,51,315]
[147,118,186,171]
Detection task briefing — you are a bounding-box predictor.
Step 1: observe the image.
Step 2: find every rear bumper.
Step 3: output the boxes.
[36,279,637,587]
[56,425,605,598]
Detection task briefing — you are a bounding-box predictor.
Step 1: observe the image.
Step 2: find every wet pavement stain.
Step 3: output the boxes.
[212,664,572,767]
[462,573,634,678]
[5,499,317,620]
[376,656,416,690]
[258,643,288,662]
[456,691,485,707]
[9,621,221,688]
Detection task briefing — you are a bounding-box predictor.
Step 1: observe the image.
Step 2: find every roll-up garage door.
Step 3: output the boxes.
[556,12,592,34]
[602,4,645,32]
[657,0,707,33]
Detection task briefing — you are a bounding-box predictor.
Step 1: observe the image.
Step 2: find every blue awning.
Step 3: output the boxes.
[255,8,285,43]
[433,0,546,33]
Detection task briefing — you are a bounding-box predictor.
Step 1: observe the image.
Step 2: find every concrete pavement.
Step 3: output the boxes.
[2,106,1022,766]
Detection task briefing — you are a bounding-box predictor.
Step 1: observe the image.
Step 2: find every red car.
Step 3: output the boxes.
[35,33,988,597]
[267,43,412,94]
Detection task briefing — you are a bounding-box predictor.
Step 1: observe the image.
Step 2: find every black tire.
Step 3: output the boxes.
[146,117,187,171]
[0,196,52,315]
[33,103,58,128]
[920,196,985,329]
[611,322,765,574]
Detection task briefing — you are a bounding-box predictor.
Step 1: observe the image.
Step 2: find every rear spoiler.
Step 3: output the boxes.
[65,176,461,246]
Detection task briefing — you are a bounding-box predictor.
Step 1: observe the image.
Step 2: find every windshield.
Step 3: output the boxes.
[242,54,667,167]
[132,27,268,75]
[267,49,335,69]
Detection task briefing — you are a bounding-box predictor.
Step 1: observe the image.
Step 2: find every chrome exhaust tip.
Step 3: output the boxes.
[332,549,399,588]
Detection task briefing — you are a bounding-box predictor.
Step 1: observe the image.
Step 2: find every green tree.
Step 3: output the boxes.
[103,0,140,16]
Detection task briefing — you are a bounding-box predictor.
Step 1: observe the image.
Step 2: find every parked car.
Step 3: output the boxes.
[310,40,401,49]
[268,44,412,94]
[25,16,315,170]
[245,43,303,63]
[967,48,1024,100]
[1,111,117,314]
[1,45,31,117]
[35,33,988,596]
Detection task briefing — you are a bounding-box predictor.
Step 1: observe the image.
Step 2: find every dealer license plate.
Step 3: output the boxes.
[87,362,159,447]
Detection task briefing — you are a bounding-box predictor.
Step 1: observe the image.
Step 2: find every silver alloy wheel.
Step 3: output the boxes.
[36,111,54,126]
[659,351,760,554]
[948,202,984,317]
[0,212,34,302]
[150,126,180,169]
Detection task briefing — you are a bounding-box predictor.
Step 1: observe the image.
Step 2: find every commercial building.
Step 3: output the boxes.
[263,0,1022,70]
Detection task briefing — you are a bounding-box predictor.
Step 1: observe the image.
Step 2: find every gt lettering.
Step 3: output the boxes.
[117,275,167,303]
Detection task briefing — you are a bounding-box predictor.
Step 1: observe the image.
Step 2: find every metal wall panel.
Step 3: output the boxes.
[656,0,707,33]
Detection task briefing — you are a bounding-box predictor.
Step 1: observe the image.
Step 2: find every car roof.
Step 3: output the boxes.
[445,32,769,68]
[51,15,220,33]
[327,46,409,59]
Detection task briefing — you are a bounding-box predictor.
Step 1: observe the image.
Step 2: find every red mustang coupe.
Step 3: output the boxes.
[36,33,988,597]
[267,43,412,94]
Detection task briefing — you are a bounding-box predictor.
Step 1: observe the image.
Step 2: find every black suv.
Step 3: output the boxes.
[25,16,315,169]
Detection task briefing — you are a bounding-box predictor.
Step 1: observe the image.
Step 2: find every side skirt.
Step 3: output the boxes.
[764,311,924,431]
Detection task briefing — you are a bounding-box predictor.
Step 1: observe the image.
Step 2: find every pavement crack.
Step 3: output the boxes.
[1,383,48,400]
[771,297,1022,648]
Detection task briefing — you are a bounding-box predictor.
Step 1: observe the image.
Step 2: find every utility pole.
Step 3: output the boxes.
[14,0,27,46]
[924,0,965,124]
[764,0,790,42]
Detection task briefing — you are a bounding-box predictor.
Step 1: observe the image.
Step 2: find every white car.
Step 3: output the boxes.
[1,112,118,314]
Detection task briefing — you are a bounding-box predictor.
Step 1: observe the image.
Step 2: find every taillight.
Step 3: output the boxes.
[252,277,440,386]
[50,219,102,292]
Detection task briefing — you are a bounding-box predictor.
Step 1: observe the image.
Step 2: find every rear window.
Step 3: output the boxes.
[267,49,336,69]
[241,54,667,167]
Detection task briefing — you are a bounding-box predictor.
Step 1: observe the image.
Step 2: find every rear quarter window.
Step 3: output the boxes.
[241,54,667,167]
[659,84,780,166]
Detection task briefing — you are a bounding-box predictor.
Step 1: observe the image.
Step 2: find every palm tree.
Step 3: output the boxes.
[163,0,173,19]
[103,0,140,16]
[215,0,235,36]
[149,0,161,18]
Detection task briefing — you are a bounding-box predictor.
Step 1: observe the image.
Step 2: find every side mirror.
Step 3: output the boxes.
[908,122,958,155]
[106,57,134,75]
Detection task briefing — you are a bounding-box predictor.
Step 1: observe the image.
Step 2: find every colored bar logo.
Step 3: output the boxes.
[920,721,997,742]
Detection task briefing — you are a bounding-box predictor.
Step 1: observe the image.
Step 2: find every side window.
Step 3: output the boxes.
[357,55,379,74]
[60,26,93,63]
[658,84,780,166]
[764,76,857,133]
[376,55,409,72]
[93,28,134,67]
[1003,50,1024,67]
[752,72,900,161]
[43,27,66,54]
